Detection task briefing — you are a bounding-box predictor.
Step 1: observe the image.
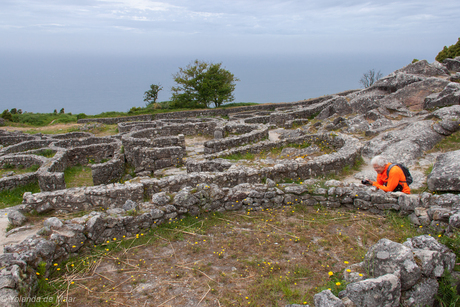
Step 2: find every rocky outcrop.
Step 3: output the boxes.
[395,60,450,77]
[315,236,456,307]
[424,82,460,109]
[380,78,449,110]
[362,121,444,165]
[443,56,460,72]
[427,149,460,191]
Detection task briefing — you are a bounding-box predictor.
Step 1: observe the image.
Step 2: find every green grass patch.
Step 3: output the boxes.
[223,152,255,161]
[0,164,40,176]
[341,155,364,176]
[33,149,56,158]
[431,130,460,153]
[0,182,41,209]
[64,164,93,188]
[10,113,78,127]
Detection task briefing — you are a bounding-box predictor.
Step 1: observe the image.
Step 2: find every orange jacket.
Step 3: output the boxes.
[372,163,411,194]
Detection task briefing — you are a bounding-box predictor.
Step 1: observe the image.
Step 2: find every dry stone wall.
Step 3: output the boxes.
[3,180,460,306]
[0,133,124,193]
[77,114,152,125]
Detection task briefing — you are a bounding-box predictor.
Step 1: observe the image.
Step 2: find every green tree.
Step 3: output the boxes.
[59,108,65,114]
[143,84,163,106]
[171,60,239,108]
[436,37,460,63]
[1,110,12,121]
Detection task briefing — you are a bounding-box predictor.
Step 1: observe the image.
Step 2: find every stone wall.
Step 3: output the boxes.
[4,180,459,306]
[0,140,52,156]
[269,96,342,126]
[0,155,46,191]
[0,133,124,193]
[0,133,36,147]
[77,114,152,125]
[48,132,93,140]
[122,128,186,172]
[204,125,269,154]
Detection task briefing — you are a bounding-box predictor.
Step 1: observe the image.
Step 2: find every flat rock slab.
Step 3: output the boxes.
[427,149,460,191]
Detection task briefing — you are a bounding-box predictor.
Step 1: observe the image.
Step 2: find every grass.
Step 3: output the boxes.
[0,182,41,209]
[0,164,40,177]
[223,152,255,161]
[33,149,56,158]
[429,130,460,153]
[341,156,364,176]
[64,164,93,188]
[32,206,431,307]
[437,230,460,306]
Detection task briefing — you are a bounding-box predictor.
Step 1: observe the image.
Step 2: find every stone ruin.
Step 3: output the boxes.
[0,57,460,306]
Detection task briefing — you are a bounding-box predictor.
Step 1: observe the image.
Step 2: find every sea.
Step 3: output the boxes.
[0,51,427,115]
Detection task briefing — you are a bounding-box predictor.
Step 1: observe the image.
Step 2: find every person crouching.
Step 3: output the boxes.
[362,155,411,194]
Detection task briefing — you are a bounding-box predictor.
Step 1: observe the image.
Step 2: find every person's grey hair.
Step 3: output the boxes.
[371,155,387,167]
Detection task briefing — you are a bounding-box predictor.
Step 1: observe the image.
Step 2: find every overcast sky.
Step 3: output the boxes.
[1,0,459,58]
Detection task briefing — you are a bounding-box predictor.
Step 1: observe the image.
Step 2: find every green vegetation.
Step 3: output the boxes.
[0,182,41,209]
[33,149,56,158]
[430,130,460,153]
[436,37,460,63]
[10,112,77,126]
[342,156,364,176]
[171,60,239,108]
[143,83,163,106]
[223,152,255,161]
[0,164,40,177]
[64,164,93,188]
[437,230,460,306]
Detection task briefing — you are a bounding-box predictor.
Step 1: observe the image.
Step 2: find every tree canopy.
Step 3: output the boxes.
[436,37,460,63]
[171,60,239,108]
[143,84,163,106]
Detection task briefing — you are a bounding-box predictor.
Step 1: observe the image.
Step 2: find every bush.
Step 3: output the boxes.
[1,110,12,121]
[436,38,460,63]
[76,113,87,120]
[10,112,77,126]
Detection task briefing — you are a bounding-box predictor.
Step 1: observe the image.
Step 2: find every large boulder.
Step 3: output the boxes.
[423,82,460,109]
[371,72,425,93]
[444,56,460,72]
[379,78,449,110]
[362,121,444,165]
[7,211,27,227]
[400,278,439,307]
[316,97,353,120]
[314,290,344,307]
[404,235,456,278]
[349,91,386,114]
[342,273,401,307]
[394,60,450,77]
[427,149,460,191]
[173,188,199,208]
[363,238,421,290]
